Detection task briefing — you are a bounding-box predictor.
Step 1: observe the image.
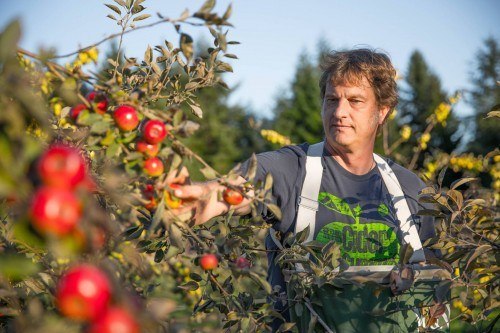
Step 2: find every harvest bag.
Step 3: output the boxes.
[285,142,450,333]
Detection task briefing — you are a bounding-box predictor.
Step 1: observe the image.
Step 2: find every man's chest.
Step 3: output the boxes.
[313,165,401,266]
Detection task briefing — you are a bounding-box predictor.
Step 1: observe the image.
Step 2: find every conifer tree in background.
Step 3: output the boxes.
[273,52,323,144]
[468,37,500,155]
[186,85,266,174]
[398,51,460,165]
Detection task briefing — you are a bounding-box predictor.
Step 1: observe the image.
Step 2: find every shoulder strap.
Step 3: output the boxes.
[373,154,425,263]
[294,142,324,243]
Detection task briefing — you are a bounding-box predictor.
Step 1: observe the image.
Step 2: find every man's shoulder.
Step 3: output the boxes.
[256,143,309,165]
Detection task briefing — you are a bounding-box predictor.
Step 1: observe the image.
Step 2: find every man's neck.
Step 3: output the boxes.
[324,141,375,175]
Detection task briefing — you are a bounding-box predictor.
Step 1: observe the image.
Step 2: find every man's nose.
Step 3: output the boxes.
[333,98,349,118]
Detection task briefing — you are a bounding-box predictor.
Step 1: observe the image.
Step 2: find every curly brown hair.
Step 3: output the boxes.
[319,48,398,121]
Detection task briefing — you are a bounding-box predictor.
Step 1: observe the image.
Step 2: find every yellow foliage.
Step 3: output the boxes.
[260,129,292,146]
[399,125,411,141]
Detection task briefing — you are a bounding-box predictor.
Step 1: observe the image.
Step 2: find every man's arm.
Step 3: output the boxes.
[167,174,253,225]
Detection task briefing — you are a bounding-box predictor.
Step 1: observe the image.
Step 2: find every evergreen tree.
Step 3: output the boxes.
[185,85,266,174]
[468,37,500,155]
[399,51,460,155]
[273,52,323,144]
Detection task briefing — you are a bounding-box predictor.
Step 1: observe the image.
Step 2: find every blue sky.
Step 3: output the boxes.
[1,0,499,118]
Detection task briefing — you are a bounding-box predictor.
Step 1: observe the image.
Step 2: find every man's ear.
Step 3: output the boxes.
[379,105,391,125]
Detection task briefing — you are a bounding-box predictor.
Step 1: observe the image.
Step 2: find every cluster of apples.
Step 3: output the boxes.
[30,144,89,237]
[56,264,139,333]
[69,91,169,178]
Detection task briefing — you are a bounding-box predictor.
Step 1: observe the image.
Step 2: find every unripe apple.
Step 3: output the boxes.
[56,264,112,321]
[164,184,183,209]
[113,105,139,131]
[87,307,140,333]
[142,119,167,144]
[37,144,86,189]
[235,257,251,269]
[199,254,218,271]
[30,187,82,236]
[136,140,160,157]
[86,91,109,114]
[143,157,164,177]
[70,104,88,121]
[222,188,244,206]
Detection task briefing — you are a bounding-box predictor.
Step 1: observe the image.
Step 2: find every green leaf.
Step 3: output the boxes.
[77,110,102,126]
[180,33,194,60]
[189,273,203,282]
[249,272,272,294]
[465,245,492,271]
[113,0,126,7]
[450,177,477,190]
[0,255,40,281]
[179,280,199,291]
[154,249,165,262]
[222,3,232,20]
[223,53,238,59]
[106,142,121,158]
[133,13,151,22]
[188,103,203,118]
[264,172,273,191]
[266,203,282,221]
[200,166,217,180]
[168,223,184,248]
[245,154,257,181]
[123,225,143,240]
[217,62,233,73]
[196,0,215,14]
[149,193,165,232]
[105,3,122,15]
[90,120,110,134]
[144,45,152,64]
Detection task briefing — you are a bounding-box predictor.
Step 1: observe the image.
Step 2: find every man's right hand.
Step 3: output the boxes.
[164,168,253,225]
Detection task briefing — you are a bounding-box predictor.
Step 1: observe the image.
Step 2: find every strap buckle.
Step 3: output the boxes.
[298,196,319,211]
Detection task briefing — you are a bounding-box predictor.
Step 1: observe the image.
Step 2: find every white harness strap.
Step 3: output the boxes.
[294,141,425,264]
[373,154,425,263]
[294,142,324,243]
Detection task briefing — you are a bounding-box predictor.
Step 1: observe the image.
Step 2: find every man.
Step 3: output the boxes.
[169,49,439,332]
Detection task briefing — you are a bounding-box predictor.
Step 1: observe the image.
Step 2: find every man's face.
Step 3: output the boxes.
[321,76,390,153]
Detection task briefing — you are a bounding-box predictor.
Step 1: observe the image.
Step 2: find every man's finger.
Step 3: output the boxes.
[172,184,205,200]
[166,166,190,185]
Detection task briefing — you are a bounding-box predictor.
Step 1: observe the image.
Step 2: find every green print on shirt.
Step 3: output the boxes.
[316,192,399,266]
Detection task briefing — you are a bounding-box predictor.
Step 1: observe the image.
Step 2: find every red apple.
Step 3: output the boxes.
[142,119,167,144]
[235,257,251,269]
[136,140,160,157]
[87,307,140,333]
[200,254,218,271]
[86,91,109,114]
[56,264,112,321]
[143,157,164,177]
[70,104,89,121]
[38,144,86,189]
[223,188,244,206]
[143,184,157,211]
[30,187,82,236]
[113,105,139,131]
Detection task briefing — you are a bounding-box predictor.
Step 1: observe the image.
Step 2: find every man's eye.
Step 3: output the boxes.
[350,99,362,104]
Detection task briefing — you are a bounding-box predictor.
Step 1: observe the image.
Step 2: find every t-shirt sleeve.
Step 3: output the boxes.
[237,145,306,227]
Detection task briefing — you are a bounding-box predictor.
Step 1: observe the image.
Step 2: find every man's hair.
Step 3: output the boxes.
[319,48,398,117]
